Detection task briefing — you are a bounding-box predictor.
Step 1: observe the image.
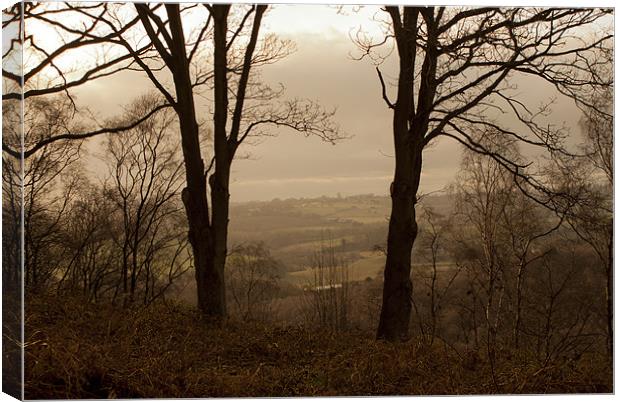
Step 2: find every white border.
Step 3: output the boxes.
[0,0,616,401]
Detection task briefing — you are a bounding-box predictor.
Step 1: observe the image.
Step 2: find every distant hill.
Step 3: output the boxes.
[230,192,454,226]
[227,193,455,275]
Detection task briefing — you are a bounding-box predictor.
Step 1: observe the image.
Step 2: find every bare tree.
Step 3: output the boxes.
[499,185,562,349]
[411,205,460,346]
[524,239,600,368]
[537,37,613,356]
[103,95,189,305]
[121,3,343,318]
[453,137,516,388]
[226,242,281,321]
[302,239,351,331]
[2,96,84,290]
[574,58,613,357]
[56,185,120,302]
[452,135,569,386]
[353,6,611,341]
[554,86,613,357]
[2,103,22,289]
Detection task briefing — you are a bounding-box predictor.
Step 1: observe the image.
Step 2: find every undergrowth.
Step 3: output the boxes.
[24,294,612,398]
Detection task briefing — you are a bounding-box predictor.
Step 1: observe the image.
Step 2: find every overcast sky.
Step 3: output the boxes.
[65,4,588,202]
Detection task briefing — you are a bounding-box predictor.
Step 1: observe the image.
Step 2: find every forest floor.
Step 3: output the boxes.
[23,294,612,398]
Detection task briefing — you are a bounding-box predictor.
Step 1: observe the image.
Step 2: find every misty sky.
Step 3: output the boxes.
[66,4,587,202]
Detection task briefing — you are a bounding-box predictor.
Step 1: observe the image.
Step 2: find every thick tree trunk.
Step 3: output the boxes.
[206,166,230,318]
[200,4,233,319]
[152,4,230,319]
[376,7,436,341]
[377,137,423,341]
[187,213,216,316]
[137,4,235,319]
[205,4,267,318]
[377,186,417,340]
[178,114,215,316]
[169,28,218,317]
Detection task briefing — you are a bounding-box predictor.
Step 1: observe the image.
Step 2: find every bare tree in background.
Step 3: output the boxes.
[553,87,613,357]
[574,51,613,357]
[56,185,120,301]
[354,6,612,341]
[410,205,460,346]
[2,104,22,289]
[499,183,562,350]
[453,135,516,388]
[453,135,569,386]
[524,237,600,369]
[104,94,189,305]
[303,240,351,331]
[3,96,84,290]
[226,242,282,321]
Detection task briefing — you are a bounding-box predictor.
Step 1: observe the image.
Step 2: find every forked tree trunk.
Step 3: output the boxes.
[166,5,225,318]
[376,6,434,341]
[200,4,267,319]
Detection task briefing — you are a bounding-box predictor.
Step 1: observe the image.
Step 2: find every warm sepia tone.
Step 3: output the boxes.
[2,2,614,398]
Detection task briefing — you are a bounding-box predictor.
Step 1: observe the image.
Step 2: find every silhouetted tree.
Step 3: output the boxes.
[354,6,611,340]
[127,3,342,318]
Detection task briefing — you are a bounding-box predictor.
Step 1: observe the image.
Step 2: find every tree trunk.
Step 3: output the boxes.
[149,4,226,319]
[207,5,267,318]
[376,7,437,341]
[377,136,423,341]
[606,225,613,358]
[202,4,233,319]
[178,118,215,317]
[513,261,525,349]
[206,167,230,318]
[168,28,218,317]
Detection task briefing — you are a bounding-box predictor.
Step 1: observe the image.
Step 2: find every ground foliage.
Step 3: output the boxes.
[25,294,611,398]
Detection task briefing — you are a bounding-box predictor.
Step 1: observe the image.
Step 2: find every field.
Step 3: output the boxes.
[286,252,386,286]
[227,193,453,274]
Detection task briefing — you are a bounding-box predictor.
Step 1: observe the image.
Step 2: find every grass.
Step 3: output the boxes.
[25,293,612,398]
[286,254,457,286]
[285,253,384,286]
[277,234,360,255]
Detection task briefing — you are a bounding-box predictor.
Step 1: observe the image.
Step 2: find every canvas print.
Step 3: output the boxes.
[1,2,614,398]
